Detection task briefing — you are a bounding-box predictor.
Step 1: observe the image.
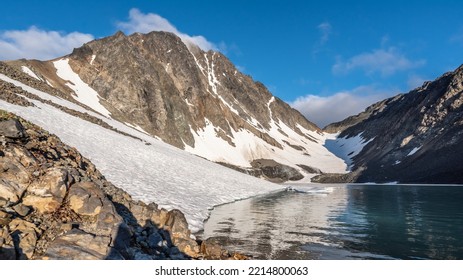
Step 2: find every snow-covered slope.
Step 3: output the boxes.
[185,111,347,174]
[0,74,282,233]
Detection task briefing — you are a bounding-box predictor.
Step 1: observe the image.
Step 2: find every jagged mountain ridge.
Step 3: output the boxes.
[7,30,346,177]
[322,64,463,183]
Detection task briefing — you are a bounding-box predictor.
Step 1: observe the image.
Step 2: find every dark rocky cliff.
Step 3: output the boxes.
[322,65,463,183]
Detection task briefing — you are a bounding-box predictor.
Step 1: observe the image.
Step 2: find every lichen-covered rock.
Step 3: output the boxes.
[0,210,12,226]
[164,209,190,240]
[22,168,69,214]
[42,229,111,260]
[0,179,24,206]
[200,238,226,260]
[0,157,30,205]
[9,218,40,259]
[12,204,31,217]
[3,146,36,167]
[68,182,104,216]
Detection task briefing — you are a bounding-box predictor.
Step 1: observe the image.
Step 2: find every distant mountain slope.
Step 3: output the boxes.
[5,31,346,179]
[322,64,463,183]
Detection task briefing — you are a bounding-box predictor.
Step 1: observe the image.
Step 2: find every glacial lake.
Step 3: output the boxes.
[199,184,463,259]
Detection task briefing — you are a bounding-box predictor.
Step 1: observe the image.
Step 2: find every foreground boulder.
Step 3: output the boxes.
[0,119,25,139]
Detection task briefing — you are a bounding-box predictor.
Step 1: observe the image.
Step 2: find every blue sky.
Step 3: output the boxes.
[1,0,463,126]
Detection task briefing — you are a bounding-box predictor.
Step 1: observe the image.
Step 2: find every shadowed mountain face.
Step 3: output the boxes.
[7,31,346,179]
[324,65,463,183]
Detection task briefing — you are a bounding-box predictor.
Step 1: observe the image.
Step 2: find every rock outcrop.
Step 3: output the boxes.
[250,159,304,182]
[0,111,245,259]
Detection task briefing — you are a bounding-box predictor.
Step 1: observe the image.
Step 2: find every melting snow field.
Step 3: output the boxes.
[0,75,282,233]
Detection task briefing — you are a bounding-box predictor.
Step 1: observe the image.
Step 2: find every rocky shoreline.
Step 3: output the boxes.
[0,111,247,260]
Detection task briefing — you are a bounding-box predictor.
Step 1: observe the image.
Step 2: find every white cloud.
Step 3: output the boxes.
[117,8,217,51]
[0,26,94,60]
[290,86,397,128]
[317,22,332,45]
[312,22,332,55]
[333,47,425,76]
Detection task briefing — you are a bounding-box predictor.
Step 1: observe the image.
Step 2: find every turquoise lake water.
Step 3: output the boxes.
[200,184,463,259]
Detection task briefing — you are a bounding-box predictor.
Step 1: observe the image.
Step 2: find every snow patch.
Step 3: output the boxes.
[188,51,206,76]
[90,55,96,65]
[267,96,275,106]
[185,98,194,107]
[407,146,422,156]
[53,58,111,118]
[21,66,41,81]
[204,53,241,116]
[324,132,374,170]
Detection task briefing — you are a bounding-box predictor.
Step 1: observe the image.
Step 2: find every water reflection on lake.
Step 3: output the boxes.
[199,184,463,259]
